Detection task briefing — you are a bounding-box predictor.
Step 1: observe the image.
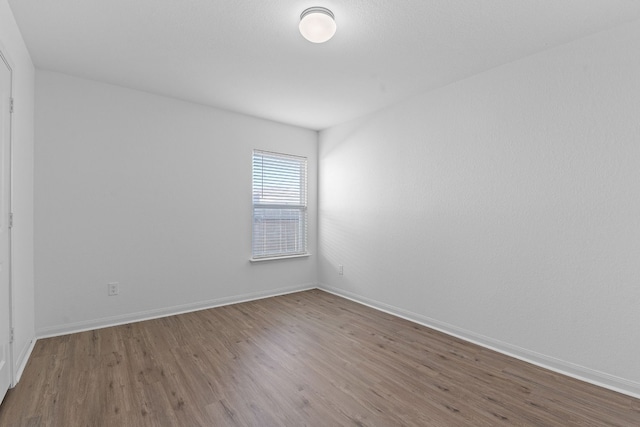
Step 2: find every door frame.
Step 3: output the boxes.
[0,45,15,389]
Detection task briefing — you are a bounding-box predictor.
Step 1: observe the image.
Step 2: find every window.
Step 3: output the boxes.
[252,150,308,259]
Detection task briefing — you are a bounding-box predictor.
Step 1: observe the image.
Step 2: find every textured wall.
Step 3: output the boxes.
[35,70,317,336]
[319,20,640,394]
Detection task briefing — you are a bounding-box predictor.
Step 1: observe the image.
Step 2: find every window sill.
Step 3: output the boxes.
[250,253,311,263]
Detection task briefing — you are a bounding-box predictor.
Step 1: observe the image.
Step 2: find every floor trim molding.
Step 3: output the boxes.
[318,284,640,400]
[37,283,317,339]
[13,338,36,386]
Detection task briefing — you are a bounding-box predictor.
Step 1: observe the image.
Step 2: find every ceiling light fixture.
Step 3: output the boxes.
[299,7,336,43]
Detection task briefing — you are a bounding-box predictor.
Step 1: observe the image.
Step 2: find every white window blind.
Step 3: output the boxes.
[252,150,308,259]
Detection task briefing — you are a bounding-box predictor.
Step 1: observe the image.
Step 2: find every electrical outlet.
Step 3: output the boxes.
[338,265,344,275]
[108,282,119,296]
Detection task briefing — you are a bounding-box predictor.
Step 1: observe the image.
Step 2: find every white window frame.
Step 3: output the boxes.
[251,150,308,261]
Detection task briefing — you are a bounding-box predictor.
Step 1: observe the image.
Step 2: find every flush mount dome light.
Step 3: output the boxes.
[299,7,336,43]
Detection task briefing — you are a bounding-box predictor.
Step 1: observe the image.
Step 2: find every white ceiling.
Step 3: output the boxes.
[8,0,640,130]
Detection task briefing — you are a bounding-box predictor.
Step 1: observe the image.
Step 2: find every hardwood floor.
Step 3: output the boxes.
[1,289,638,426]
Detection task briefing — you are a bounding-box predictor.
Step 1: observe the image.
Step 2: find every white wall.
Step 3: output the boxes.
[0,0,36,382]
[319,20,640,396]
[35,70,317,336]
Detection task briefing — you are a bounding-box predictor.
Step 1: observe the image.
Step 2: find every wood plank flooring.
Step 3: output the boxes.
[1,289,638,426]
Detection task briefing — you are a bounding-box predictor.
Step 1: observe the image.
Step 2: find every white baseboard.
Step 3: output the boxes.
[318,283,640,400]
[37,283,317,339]
[13,337,36,386]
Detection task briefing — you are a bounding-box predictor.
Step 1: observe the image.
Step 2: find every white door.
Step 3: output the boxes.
[0,52,12,404]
